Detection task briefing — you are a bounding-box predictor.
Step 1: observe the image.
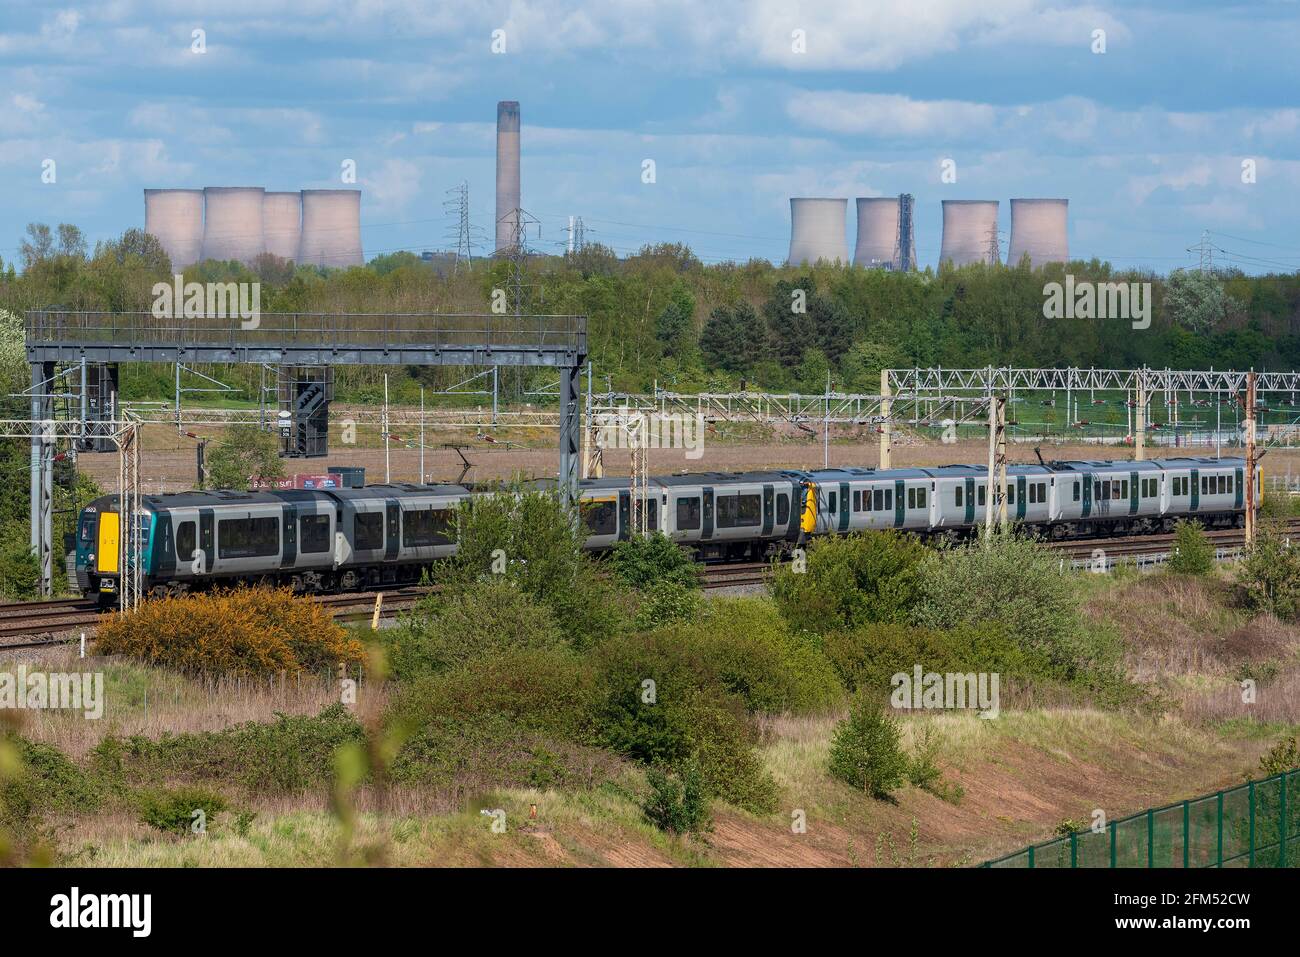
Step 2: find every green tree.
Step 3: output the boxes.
[827,699,908,798]
[1168,519,1214,575]
[204,425,285,491]
[1165,269,1229,335]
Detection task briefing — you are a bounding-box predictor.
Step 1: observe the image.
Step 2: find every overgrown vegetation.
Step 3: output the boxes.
[1168,520,1215,576]
[95,586,366,676]
[827,700,908,799]
[204,424,285,490]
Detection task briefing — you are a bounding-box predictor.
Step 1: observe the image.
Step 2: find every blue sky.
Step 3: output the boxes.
[2,0,1299,273]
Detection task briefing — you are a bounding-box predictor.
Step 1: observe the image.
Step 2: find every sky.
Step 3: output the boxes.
[2,0,1299,274]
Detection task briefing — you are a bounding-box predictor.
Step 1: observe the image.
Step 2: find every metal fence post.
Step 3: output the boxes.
[1147,809,1155,867]
[1027,845,1035,868]
[1070,831,1077,868]
[1248,781,1256,867]
[1217,791,1224,867]
[1282,774,1289,868]
[1110,821,1117,868]
[1183,801,1189,868]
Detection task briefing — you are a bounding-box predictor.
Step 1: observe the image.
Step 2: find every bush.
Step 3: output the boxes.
[134,785,227,834]
[204,424,284,491]
[911,531,1094,678]
[1168,520,1214,575]
[378,578,566,679]
[633,580,702,628]
[772,531,928,635]
[0,734,103,842]
[92,704,366,793]
[609,533,701,591]
[823,620,1035,697]
[94,586,366,677]
[690,598,842,713]
[1258,736,1299,777]
[590,630,778,813]
[1238,525,1300,621]
[827,699,908,799]
[641,762,711,835]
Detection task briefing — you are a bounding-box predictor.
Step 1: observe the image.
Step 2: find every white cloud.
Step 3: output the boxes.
[786,91,998,139]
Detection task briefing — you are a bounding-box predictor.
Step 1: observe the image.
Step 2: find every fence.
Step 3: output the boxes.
[983,768,1300,868]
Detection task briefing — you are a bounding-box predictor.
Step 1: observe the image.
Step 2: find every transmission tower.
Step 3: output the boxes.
[565,216,589,255]
[1187,229,1215,275]
[987,221,1002,266]
[444,181,481,271]
[501,207,542,317]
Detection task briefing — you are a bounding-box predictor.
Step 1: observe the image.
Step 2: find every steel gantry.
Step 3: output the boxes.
[23,309,587,597]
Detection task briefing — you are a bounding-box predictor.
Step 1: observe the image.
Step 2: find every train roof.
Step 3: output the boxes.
[649,470,807,487]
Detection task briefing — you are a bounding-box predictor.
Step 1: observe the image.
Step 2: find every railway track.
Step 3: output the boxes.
[3,519,1297,645]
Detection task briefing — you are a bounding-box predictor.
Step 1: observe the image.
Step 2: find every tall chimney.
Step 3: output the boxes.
[495,101,521,253]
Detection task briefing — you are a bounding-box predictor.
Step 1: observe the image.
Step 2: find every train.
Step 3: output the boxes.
[75,455,1259,603]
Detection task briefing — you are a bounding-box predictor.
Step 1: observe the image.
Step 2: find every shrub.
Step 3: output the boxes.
[1168,520,1214,575]
[134,785,227,834]
[827,699,908,799]
[1238,525,1300,621]
[389,646,596,743]
[690,598,842,713]
[92,704,365,793]
[1258,736,1299,777]
[772,531,928,635]
[0,734,102,842]
[824,620,1034,697]
[204,424,284,491]
[911,531,1093,678]
[95,586,366,677]
[590,630,779,813]
[633,580,702,628]
[378,578,566,679]
[608,533,701,591]
[641,762,711,835]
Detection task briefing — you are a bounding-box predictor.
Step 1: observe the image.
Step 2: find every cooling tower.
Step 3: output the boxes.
[1007,198,1068,267]
[939,200,1000,267]
[263,191,303,262]
[143,189,204,270]
[854,197,900,269]
[298,189,363,268]
[201,187,266,264]
[495,101,521,253]
[787,198,849,266]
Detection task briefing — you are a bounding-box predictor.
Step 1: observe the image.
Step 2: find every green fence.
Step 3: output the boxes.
[983,769,1300,868]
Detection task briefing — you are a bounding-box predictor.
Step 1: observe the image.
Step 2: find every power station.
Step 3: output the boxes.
[144,187,363,268]
[939,199,1001,267]
[495,101,521,253]
[787,198,849,266]
[1007,198,1069,267]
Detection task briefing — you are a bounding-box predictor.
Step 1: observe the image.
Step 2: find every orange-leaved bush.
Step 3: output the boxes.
[95,586,365,677]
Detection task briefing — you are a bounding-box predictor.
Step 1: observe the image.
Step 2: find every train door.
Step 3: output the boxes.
[96,510,119,574]
[618,491,631,541]
[385,500,400,559]
[893,479,905,528]
[761,484,774,537]
[964,476,975,525]
[1015,476,1027,521]
[838,482,850,533]
[1081,471,1092,519]
[1129,471,1139,515]
[702,487,714,540]
[282,503,298,566]
[1235,467,1244,510]
[1190,468,1199,512]
[199,509,214,574]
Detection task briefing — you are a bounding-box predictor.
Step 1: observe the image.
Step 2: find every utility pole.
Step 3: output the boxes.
[879,369,893,469]
[984,394,1007,539]
[1244,370,1257,545]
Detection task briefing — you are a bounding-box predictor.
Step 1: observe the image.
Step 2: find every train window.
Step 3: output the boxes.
[640,498,658,532]
[1218,475,1226,494]
[917,487,926,508]
[1039,482,1047,502]
[1073,481,1080,502]
[1006,484,1015,505]
[955,485,963,507]
[300,514,331,554]
[1112,481,1121,500]
[852,490,860,512]
[175,521,195,560]
[676,497,701,530]
[1201,476,1208,494]
[579,500,618,537]
[827,492,837,515]
[718,494,762,528]
[79,517,94,542]
[884,488,893,510]
[217,517,279,559]
[1121,480,1128,499]
[354,512,383,551]
[872,489,883,511]
[403,508,458,547]
[977,485,986,507]
[1227,475,1233,493]
[776,493,789,526]
[907,487,915,510]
